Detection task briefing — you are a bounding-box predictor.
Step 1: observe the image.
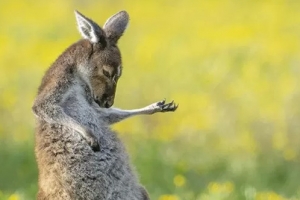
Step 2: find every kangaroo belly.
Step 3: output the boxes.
[35,122,144,200]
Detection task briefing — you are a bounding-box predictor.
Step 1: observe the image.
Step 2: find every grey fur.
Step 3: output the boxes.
[32,10,177,200]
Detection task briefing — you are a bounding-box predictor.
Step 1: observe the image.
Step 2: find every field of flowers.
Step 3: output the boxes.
[1,0,300,199]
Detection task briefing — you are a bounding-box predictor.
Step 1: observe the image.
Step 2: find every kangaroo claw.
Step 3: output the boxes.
[156,99,178,112]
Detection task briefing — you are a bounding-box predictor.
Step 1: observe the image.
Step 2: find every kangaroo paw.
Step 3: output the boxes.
[85,129,100,152]
[156,99,178,112]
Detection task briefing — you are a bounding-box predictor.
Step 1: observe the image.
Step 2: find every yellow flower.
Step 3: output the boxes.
[173,174,186,187]
[159,194,180,200]
[208,182,220,193]
[283,148,297,161]
[255,191,286,200]
[8,194,20,200]
[207,181,235,194]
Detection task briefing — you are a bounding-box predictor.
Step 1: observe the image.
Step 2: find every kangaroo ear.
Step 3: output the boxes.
[75,10,106,45]
[103,11,129,44]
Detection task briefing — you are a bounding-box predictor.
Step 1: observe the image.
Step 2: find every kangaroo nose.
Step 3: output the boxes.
[104,96,114,108]
[104,102,111,108]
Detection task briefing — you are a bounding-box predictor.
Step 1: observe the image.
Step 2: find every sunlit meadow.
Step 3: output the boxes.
[1,0,300,199]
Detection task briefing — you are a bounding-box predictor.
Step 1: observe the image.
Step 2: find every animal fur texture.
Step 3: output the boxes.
[32,10,177,200]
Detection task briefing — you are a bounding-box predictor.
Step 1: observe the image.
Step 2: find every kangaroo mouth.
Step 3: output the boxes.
[94,99,103,107]
[94,98,112,108]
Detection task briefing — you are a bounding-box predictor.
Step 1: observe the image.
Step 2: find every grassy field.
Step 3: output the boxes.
[1,0,300,199]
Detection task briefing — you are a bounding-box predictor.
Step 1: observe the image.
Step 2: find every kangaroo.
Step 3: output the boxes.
[32,10,177,200]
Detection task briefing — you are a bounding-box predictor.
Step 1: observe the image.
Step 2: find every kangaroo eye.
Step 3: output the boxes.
[103,70,110,78]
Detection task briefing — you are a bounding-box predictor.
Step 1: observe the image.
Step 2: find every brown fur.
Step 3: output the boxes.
[33,10,177,200]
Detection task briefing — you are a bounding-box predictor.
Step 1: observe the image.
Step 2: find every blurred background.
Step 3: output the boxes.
[1,0,300,199]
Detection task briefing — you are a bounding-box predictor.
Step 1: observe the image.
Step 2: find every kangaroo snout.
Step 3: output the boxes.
[104,98,114,108]
[95,94,114,108]
[103,95,114,108]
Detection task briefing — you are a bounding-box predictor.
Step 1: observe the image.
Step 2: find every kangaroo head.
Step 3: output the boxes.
[75,10,129,108]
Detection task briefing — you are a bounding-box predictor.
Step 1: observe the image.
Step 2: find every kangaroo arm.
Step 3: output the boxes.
[32,91,99,151]
[95,99,178,125]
